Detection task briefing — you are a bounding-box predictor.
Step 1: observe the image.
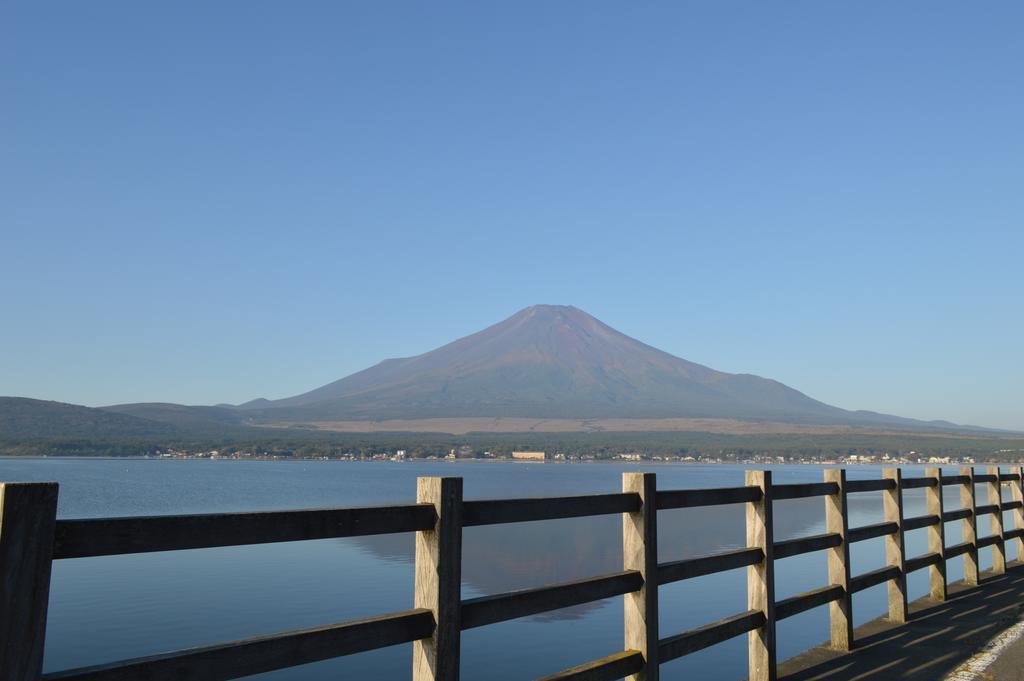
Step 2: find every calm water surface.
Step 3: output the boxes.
[0,458,1012,680]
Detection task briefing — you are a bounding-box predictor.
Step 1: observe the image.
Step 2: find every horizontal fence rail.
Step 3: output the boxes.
[460,571,643,630]
[41,610,435,681]
[657,547,764,584]
[847,520,898,543]
[462,493,639,526]
[658,609,766,662]
[52,505,438,559]
[657,485,761,509]
[2,464,1023,681]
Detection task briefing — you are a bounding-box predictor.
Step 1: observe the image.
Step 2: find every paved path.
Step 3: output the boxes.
[775,561,1024,681]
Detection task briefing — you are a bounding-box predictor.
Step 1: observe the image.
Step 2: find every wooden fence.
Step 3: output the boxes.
[2,465,1024,681]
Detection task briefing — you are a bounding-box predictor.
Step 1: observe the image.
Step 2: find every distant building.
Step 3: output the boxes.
[512,451,547,461]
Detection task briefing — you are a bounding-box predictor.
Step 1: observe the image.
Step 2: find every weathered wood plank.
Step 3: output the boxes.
[43,609,434,681]
[902,514,940,532]
[657,547,763,585]
[945,541,972,559]
[536,650,645,681]
[462,494,638,527]
[775,585,844,621]
[960,466,980,585]
[974,504,1000,517]
[925,468,947,601]
[1004,527,1024,541]
[623,472,658,681]
[976,534,1002,549]
[658,610,766,663]
[461,571,643,630]
[746,470,776,681]
[0,482,59,681]
[1013,467,1024,559]
[942,508,973,522]
[824,469,852,651]
[845,478,895,493]
[900,477,937,489]
[656,486,761,509]
[904,552,942,574]
[987,467,1006,574]
[773,532,841,560]
[770,482,838,501]
[883,468,908,623]
[847,521,897,544]
[54,504,437,559]
[849,565,900,594]
[412,477,462,681]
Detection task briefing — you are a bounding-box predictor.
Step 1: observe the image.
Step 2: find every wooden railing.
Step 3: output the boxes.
[2,465,1023,681]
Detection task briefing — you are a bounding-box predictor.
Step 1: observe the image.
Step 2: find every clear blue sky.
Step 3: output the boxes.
[3,2,1022,429]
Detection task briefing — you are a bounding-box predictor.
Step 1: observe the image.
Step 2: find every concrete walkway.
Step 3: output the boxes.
[775,561,1024,681]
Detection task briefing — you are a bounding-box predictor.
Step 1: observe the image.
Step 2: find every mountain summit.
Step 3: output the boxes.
[238,305,865,424]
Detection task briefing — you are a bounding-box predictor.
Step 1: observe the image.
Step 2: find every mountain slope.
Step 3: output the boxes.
[239,305,891,425]
[0,397,178,438]
[101,403,251,431]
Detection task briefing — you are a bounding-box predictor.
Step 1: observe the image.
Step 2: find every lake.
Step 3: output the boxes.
[0,458,1012,679]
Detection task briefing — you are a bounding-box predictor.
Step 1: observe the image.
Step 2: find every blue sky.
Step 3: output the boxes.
[3,2,1022,429]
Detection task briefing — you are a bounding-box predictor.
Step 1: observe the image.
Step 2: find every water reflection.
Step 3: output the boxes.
[354,496,828,620]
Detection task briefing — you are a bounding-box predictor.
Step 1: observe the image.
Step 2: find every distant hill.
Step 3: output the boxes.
[0,397,177,439]
[101,403,251,431]
[235,304,977,431]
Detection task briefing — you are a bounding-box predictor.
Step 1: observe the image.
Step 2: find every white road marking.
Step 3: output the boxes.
[943,620,1024,680]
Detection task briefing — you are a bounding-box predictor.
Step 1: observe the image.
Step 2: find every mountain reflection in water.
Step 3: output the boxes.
[355,496,829,621]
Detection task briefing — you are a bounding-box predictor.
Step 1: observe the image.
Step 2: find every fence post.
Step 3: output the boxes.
[988,466,1006,575]
[412,477,463,681]
[961,466,979,586]
[623,472,659,681]
[1013,466,1024,561]
[882,468,908,623]
[823,469,852,651]
[0,482,59,681]
[924,467,947,601]
[746,470,776,681]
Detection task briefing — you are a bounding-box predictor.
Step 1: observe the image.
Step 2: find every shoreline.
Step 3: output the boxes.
[1,455,1005,466]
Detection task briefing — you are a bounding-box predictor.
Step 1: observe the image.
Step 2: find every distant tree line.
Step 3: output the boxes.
[2,430,1023,462]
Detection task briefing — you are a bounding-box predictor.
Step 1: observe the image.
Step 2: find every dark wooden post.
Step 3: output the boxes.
[824,469,852,651]
[961,466,979,586]
[746,470,776,681]
[988,466,1006,575]
[882,468,907,623]
[0,482,59,681]
[412,477,462,681]
[623,472,659,681]
[924,467,947,601]
[1013,466,1024,560]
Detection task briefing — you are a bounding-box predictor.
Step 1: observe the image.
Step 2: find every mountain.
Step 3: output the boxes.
[3,306,1001,439]
[234,305,938,428]
[0,397,178,438]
